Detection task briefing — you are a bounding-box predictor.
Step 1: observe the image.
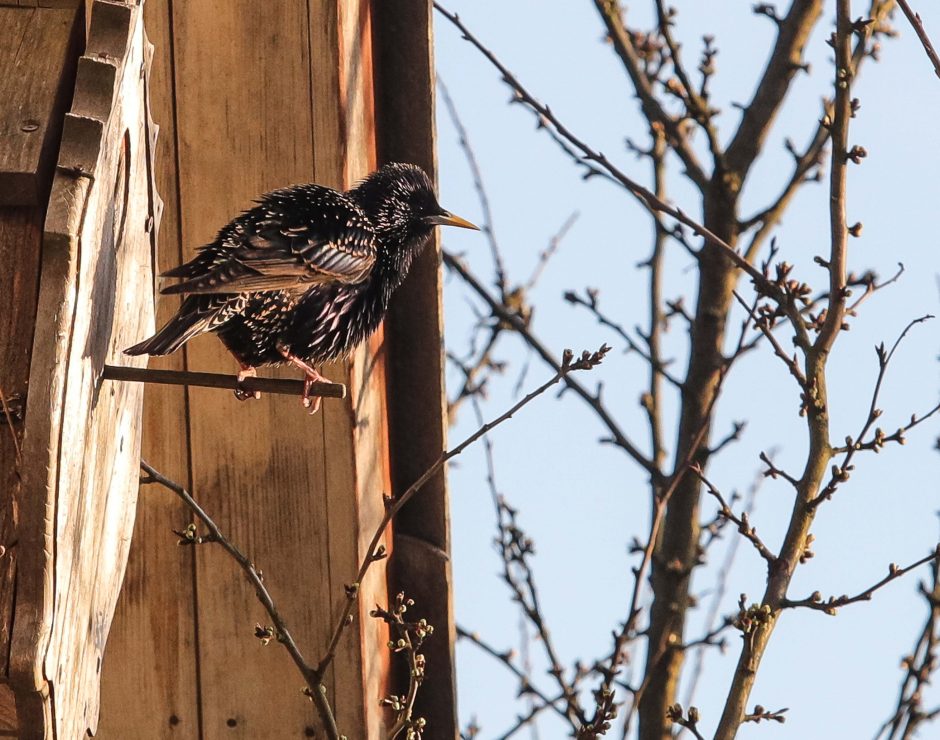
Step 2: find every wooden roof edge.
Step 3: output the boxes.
[372,1,459,737]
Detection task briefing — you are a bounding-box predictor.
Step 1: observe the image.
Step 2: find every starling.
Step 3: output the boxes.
[125,162,478,411]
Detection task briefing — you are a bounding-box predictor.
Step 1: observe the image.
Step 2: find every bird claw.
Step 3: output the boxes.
[235,366,261,401]
[234,387,258,402]
[302,392,322,415]
[277,343,331,414]
[302,374,331,414]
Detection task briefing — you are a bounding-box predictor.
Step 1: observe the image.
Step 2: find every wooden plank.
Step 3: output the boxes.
[373,1,459,735]
[95,0,201,735]
[5,2,83,8]
[308,1,393,735]
[322,2,392,737]
[9,2,159,737]
[0,683,17,734]
[0,6,82,206]
[0,207,42,660]
[168,2,335,737]
[306,0,360,732]
[0,206,43,740]
[97,1,394,736]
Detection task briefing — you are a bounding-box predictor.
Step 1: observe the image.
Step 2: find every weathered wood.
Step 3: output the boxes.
[95,3,200,734]
[8,2,159,737]
[0,207,43,740]
[374,1,459,735]
[2,2,83,8]
[164,3,334,736]
[0,683,16,736]
[312,2,391,736]
[96,1,435,736]
[0,5,81,206]
[101,1,387,737]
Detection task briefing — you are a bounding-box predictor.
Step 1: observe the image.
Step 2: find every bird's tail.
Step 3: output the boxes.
[124,303,209,356]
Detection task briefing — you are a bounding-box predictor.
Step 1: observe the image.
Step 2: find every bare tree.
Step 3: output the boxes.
[435,2,940,738]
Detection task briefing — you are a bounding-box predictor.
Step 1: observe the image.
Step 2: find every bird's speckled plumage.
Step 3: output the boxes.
[125,164,476,400]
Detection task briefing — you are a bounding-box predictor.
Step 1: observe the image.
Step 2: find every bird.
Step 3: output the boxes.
[124,162,478,412]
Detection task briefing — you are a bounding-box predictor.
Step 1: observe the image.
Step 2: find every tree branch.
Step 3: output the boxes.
[315,346,611,685]
[590,0,710,189]
[740,0,894,262]
[456,625,574,728]
[783,547,940,613]
[139,461,343,740]
[692,465,778,567]
[897,0,940,78]
[654,0,723,161]
[875,548,940,740]
[723,0,823,182]
[444,251,659,478]
[433,2,782,298]
[814,315,935,507]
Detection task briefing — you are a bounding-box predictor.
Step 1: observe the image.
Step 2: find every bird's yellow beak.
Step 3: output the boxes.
[425,211,480,230]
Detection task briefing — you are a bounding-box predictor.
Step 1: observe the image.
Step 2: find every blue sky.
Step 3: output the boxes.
[432,2,940,737]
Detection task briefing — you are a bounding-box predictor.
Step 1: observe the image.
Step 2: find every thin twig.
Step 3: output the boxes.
[140,460,342,740]
[591,0,710,189]
[433,2,780,298]
[684,461,769,709]
[456,626,572,727]
[375,593,433,739]
[732,290,807,389]
[897,0,940,78]
[653,0,722,161]
[813,315,936,507]
[874,544,940,740]
[471,397,585,727]
[692,465,777,567]
[446,326,503,424]
[314,346,611,681]
[644,132,670,470]
[783,546,940,613]
[444,251,659,478]
[495,694,566,740]
[564,288,683,389]
[525,211,580,291]
[438,76,508,297]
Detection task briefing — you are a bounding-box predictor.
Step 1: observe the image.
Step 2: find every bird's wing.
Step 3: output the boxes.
[161,186,376,295]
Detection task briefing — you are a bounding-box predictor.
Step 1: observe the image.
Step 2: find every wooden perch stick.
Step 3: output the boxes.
[102,365,346,399]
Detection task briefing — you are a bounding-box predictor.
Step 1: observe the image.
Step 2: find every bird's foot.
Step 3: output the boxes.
[235,366,261,401]
[302,370,333,414]
[276,343,332,414]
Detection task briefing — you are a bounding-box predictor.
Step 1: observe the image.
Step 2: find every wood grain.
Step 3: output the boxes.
[95,1,429,737]
[168,1,388,736]
[0,207,43,740]
[333,4,393,737]
[95,0,200,736]
[0,6,81,206]
[8,2,159,737]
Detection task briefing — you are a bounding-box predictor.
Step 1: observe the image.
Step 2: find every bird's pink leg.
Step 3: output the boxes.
[234,364,261,401]
[276,343,333,414]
